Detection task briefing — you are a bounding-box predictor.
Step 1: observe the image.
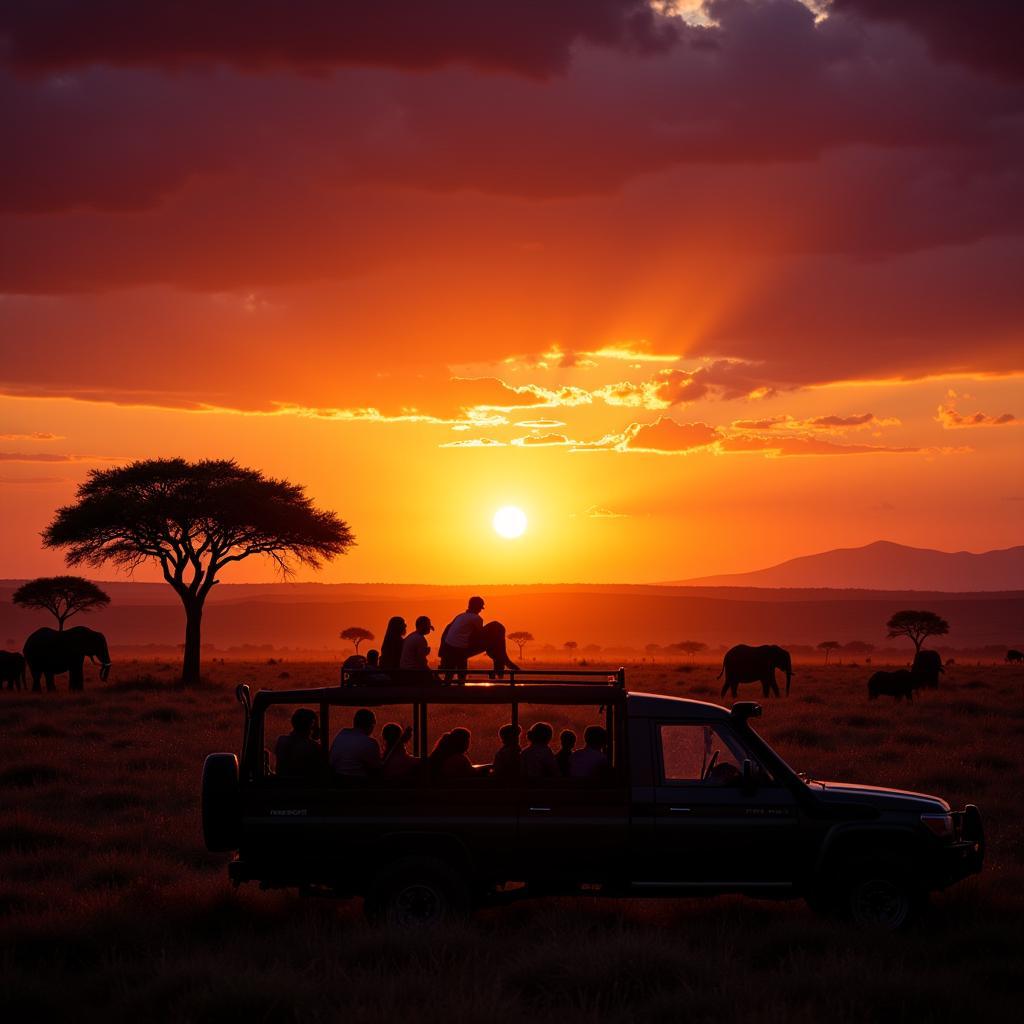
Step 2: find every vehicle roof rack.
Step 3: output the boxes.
[339,667,626,689]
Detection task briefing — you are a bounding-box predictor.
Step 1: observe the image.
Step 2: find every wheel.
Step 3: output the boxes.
[843,864,923,930]
[365,856,470,926]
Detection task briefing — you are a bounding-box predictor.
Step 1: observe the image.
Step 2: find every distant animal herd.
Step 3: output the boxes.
[0,626,111,693]
[0,634,1021,704]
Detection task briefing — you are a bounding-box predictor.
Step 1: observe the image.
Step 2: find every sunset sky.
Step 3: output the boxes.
[1,0,1022,585]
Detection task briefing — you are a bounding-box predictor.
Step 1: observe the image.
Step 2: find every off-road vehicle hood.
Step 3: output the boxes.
[809,780,950,814]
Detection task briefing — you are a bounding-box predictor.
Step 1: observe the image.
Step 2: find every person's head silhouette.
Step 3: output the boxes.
[468,596,485,613]
[353,708,376,735]
[291,708,317,738]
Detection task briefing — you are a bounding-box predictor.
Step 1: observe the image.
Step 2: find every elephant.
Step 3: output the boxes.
[1007,650,1023,664]
[868,669,916,702]
[718,644,792,699]
[23,627,111,693]
[911,649,943,689]
[0,650,26,690]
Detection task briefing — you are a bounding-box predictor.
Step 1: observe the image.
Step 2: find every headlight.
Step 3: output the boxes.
[921,812,954,837]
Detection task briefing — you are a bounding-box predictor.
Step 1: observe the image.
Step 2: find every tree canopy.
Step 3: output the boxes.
[673,640,708,658]
[12,575,110,629]
[886,610,950,653]
[340,626,374,653]
[818,640,841,664]
[507,631,534,659]
[43,458,354,682]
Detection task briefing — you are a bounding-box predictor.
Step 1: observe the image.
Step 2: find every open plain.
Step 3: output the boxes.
[2,659,1021,1023]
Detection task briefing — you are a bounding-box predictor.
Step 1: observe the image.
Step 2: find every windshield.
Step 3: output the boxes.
[741,723,804,786]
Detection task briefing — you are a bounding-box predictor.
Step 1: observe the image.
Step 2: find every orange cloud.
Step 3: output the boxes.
[936,393,1018,429]
[0,451,117,463]
[570,416,932,457]
[731,412,901,432]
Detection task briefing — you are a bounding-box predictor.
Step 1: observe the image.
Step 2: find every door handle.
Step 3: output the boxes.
[669,807,691,813]
[528,806,551,813]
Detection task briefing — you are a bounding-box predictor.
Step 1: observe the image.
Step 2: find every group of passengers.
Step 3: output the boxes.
[341,596,519,683]
[273,707,609,783]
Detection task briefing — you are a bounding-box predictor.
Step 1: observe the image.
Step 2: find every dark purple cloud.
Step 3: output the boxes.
[0,0,677,77]
[833,0,1024,79]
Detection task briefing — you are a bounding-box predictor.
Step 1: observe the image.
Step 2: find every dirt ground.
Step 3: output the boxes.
[1,658,1021,1023]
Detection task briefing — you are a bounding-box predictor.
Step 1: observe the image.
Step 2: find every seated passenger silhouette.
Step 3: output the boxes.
[379,616,407,672]
[366,649,380,669]
[428,728,476,779]
[438,596,519,681]
[569,725,609,780]
[492,723,522,781]
[274,708,325,779]
[329,708,381,777]
[400,615,436,683]
[381,721,418,779]
[556,729,576,777]
[521,721,558,778]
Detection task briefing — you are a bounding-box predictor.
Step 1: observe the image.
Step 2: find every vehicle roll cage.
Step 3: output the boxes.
[339,666,627,688]
[236,668,627,782]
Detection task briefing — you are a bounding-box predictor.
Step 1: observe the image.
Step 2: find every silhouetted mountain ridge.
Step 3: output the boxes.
[671,541,1024,591]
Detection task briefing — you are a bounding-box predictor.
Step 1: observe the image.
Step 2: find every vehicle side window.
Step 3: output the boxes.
[658,724,756,785]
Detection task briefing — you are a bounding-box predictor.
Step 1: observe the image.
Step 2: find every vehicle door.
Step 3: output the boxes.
[514,704,630,886]
[643,720,803,887]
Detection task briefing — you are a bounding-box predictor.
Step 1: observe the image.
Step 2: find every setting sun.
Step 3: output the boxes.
[493,505,528,539]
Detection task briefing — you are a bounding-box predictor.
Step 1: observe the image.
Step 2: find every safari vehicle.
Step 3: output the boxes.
[202,670,984,929]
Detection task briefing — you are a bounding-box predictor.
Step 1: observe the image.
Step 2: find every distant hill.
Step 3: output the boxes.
[671,541,1024,591]
[1,577,1021,654]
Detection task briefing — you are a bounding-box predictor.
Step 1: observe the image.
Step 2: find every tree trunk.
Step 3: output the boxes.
[182,599,204,684]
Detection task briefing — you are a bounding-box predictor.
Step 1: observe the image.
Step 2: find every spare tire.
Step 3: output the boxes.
[202,753,240,852]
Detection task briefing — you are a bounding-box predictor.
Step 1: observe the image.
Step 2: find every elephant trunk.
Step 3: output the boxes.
[100,662,111,682]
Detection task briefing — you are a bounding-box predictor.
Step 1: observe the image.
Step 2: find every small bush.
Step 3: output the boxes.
[140,706,183,723]
[0,764,61,788]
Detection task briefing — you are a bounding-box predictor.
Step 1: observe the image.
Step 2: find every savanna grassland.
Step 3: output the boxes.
[1,658,1021,1023]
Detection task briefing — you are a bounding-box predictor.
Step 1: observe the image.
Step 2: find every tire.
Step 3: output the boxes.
[365,856,471,926]
[201,753,240,852]
[842,862,923,930]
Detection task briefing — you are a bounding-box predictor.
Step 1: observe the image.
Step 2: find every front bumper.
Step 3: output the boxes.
[943,804,984,882]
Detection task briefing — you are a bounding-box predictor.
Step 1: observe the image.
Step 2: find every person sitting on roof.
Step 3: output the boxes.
[399,615,437,683]
[491,723,522,782]
[381,721,418,779]
[341,653,367,678]
[520,721,558,779]
[274,708,326,779]
[569,725,609,781]
[329,708,381,778]
[556,729,576,777]
[438,596,520,681]
[379,616,407,672]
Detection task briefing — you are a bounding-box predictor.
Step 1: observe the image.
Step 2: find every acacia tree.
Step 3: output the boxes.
[674,640,708,660]
[13,575,110,630]
[818,640,841,665]
[43,459,354,683]
[886,610,950,654]
[340,626,374,654]
[507,630,534,660]
[563,640,578,660]
[843,640,875,657]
